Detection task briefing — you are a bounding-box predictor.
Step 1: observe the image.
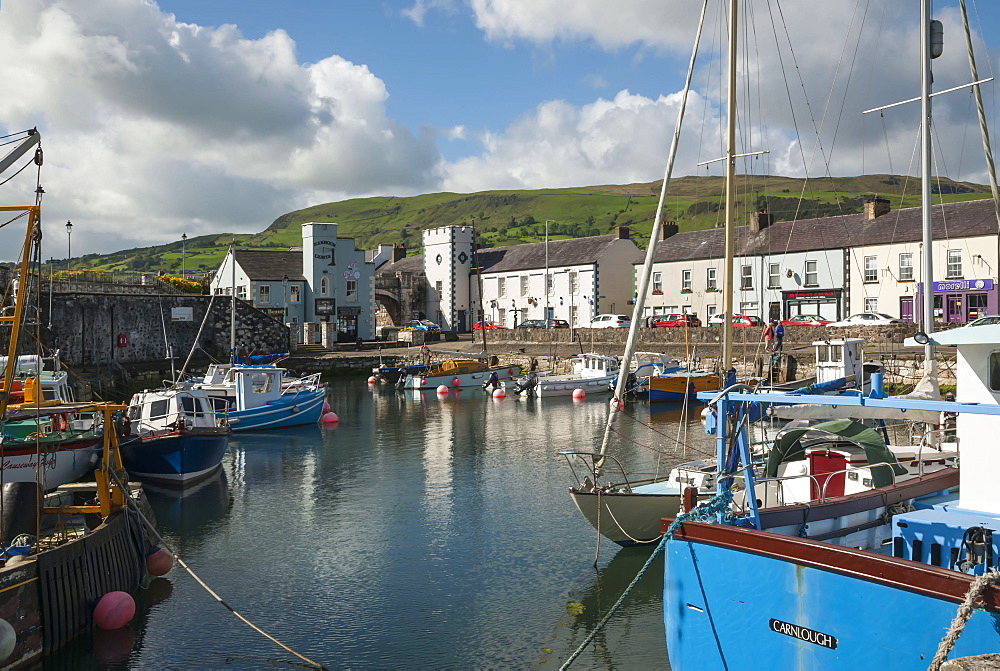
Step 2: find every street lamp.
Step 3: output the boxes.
[181,233,187,278]
[545,219,554,327]
[65,221,72,271]
[282,274,289,320]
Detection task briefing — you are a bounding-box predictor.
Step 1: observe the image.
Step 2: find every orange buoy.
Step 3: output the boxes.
[367,377,376,385]
[145,548,173,577]
[93,591,136,630]
[322,412,339,424]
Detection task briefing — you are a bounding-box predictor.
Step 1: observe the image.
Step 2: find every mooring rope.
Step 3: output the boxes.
[929,569,1000,671]
[109,470,327,670]
[560,489,734,670]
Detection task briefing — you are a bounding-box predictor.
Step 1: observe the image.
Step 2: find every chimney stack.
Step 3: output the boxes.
[392,243,406,262]
[616,225,631,240]
[864,196,891,220]
[750,210,773,232]
[661,222,679,240]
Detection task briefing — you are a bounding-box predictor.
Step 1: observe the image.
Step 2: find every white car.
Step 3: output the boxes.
[589,314,632,328]
[827,312,903,327]
[706,313,727,326]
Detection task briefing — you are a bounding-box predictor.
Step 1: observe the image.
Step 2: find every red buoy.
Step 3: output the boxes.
[145,548,173,577]
[323,401,332,412]
[322,412,339,424]
[94,591,136,630]
[452,378,462,387]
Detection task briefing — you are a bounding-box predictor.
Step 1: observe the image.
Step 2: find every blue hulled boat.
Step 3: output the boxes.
[122,387,230,485]
[193,363,326,431]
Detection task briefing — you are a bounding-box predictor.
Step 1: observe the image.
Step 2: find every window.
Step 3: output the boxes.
[237,286,247,300]
[681,270,692,292]
[865,298,878,312]
[864,256,878,283]
[947,249,962,278]
[899,253,913,281]
[320,276,330,296]
[258,285,270,304]
[569,305,578,326]
[346,280,357,301]
[991,352,1000,392]
[707,305,718,317]
[707,267,717,291]
[498,308,506,324]
[653,272,662,293]
[739,301,759,315]
[569,271,579,294]
[768,263,780,288]
[805,260,818,286]
[498,277,507,297]
[289,285,301,303]
[520,275,529,296]
[546,273,552,296]
[435,281,443,297]
[740,265,753,290]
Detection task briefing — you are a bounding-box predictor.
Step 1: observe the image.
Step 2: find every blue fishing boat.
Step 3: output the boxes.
[193,363,326,431]
[122,387,230,485]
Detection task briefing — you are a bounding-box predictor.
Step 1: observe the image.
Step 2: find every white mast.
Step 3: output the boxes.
[721,0,738,375]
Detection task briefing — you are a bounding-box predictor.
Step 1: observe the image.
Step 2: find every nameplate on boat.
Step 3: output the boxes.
[769,619,838,649]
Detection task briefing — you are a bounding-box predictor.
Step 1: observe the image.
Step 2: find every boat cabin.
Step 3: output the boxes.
[571,354,620,378]
[813,338,864,384]
[425,359,490,376]
[196,365,288,412]
[127,389,223,434]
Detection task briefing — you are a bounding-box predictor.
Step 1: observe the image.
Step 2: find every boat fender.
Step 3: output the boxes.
[508,368,515,376]
[114,414,130,438]
[291,405,300,414]
[52,413,68,432]
[0,619,14,660]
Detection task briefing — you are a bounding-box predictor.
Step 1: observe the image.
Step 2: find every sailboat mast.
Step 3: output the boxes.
[230,242,237,358]
[721,0,738,374]
[920,0,934,361]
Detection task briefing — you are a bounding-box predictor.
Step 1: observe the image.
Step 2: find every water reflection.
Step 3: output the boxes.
[143,469,232,536]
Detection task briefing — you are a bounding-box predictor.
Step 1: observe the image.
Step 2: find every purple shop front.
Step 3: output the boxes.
[910,278,997,324]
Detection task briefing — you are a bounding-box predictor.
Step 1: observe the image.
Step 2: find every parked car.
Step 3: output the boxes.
[732,315,765,327]
[653,313,702,328]
[515,319,569,329]
[589,314,632,329]
[472,320,508,330]
[827,313,903,327]
[967,315,1000,327]
[706,313,728,326]
[780,314,833,327]
[401,319,441,332]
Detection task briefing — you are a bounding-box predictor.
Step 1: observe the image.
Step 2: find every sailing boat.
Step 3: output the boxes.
[662,2,1000,667]
[0,128,158,664]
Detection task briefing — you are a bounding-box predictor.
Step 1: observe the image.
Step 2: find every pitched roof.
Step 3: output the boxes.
[234,250,304,281]
[476,233,629,274]
[376,254,424,274]
[645,198,999,263]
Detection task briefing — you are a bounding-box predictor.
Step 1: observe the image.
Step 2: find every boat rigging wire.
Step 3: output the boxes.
[108,469,327,670]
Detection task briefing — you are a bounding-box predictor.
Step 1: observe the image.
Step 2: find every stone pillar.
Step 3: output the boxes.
[320,321,337,349]
[285,323,298,353]
[302,322,315,345]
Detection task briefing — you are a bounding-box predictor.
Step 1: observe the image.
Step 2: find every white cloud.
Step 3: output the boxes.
[0,0,440,256]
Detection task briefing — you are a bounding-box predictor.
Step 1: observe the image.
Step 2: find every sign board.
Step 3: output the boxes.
[170,307,194,322]
[785,290,837,299]
[315,298,336,315]
[337,306,362,316]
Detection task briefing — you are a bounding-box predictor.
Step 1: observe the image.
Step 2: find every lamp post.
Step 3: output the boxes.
[545,219,554,327]
[181,233,187,278]
[282,274,289,321]
[65,221,72,271]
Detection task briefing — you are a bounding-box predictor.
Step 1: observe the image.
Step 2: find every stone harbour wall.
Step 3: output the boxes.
[44,291,292,368]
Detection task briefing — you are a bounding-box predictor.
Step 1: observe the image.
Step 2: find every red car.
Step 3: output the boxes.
[732,315,765,327]
[653,313,702,328]
[780,314,832,327]
[472,320,508,330]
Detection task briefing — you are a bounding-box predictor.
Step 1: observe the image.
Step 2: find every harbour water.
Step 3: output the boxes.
[52,375,714,669]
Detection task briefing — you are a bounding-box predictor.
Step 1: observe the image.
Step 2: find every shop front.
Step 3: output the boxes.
[337,306,361,342]
[782,289,842,321]
[915,279,997,324]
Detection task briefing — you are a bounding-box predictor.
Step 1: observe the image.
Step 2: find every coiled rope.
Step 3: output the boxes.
[109,470,326,670]
[561,489,734,670]
[929,569,1000,671]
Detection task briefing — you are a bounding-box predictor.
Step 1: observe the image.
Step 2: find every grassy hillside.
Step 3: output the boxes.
[74,174,992,275]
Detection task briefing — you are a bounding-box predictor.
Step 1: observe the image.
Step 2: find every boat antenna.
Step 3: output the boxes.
[595,0,710,466]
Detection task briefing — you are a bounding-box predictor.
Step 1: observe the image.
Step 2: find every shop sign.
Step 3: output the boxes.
[931,278,994,292]
[315,298,336,315]
[337,306,362,316]
[785,290,837,299]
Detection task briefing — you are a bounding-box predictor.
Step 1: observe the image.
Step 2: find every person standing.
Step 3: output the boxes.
[419,343,431,365]
[762,321,775,351]
[773,321,784,352]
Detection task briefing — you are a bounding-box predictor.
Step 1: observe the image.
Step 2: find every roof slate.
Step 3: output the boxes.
[234,250,304,281]
[475,234,626,274]
[647,198,999,263]
[376,255,424,274]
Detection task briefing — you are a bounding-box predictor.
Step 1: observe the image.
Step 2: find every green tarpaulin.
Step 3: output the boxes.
[764,419,907,488]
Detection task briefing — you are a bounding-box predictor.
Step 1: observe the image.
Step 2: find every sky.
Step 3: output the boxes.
[0,0,999,259]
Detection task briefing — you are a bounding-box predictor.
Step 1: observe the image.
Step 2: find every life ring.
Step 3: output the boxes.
[508,368,515,376]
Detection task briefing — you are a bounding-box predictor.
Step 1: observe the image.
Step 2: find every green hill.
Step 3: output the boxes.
[74,174,993,276]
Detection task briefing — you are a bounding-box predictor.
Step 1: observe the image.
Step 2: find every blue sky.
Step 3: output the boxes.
[0,0,999,257]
